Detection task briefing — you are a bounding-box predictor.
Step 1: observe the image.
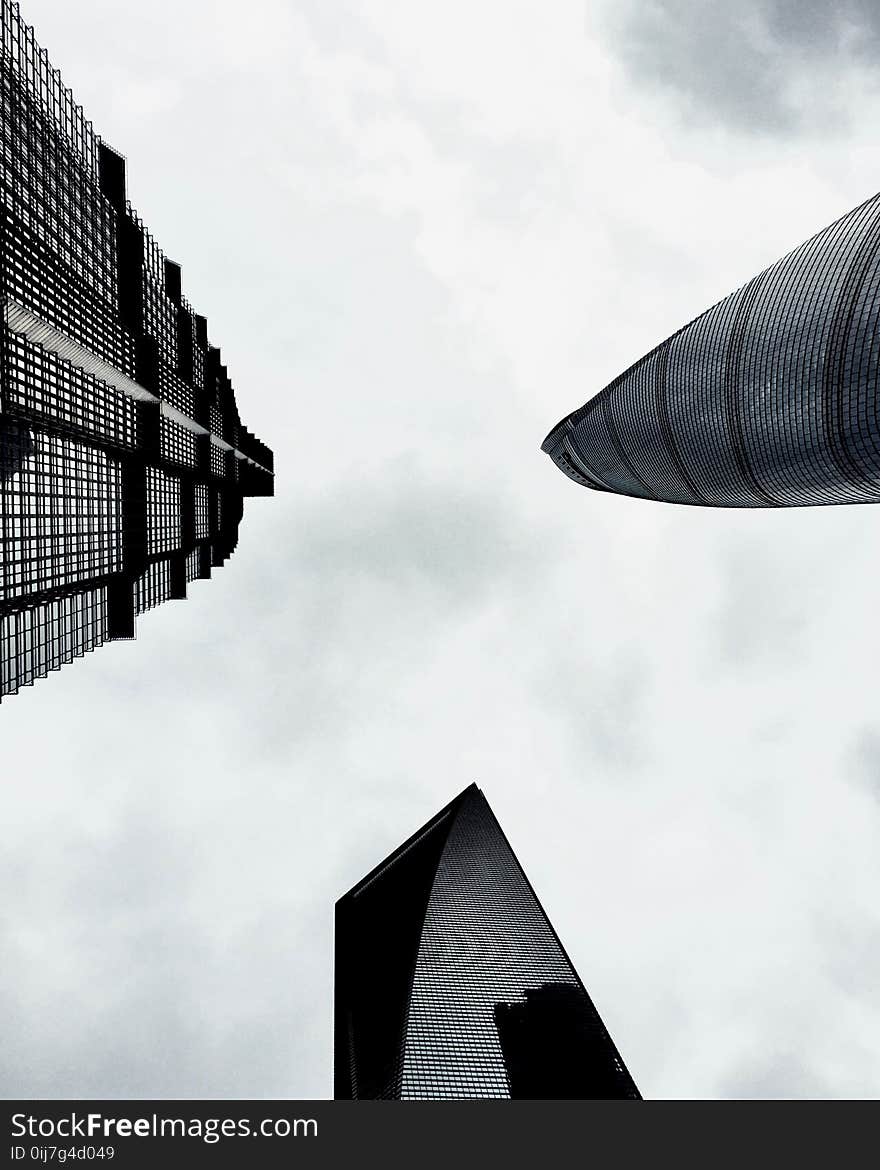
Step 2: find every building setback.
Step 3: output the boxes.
[0,0,273,701]
[335,784,640,1100]
[543,190,880,507]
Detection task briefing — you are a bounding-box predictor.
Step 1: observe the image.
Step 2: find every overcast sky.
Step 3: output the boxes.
[4,0,880,1100]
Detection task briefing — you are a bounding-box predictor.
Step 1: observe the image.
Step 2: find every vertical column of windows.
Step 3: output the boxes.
[191,340,204,392]
[209,400,224,439]
[193,481,210,540]
[209,440,226,480]
[142,271,178,368]
[145,464,181,556]
[133,557,172,615]
[184,546,202,583]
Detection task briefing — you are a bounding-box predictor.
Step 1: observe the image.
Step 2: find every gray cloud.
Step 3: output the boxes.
[0,774,327,1097]
[241,464,546,751]
[534,651,653,776]
[818,916,880,1000]
[712,533,809,669]
[720,1051,834,1098]
[601,0,880,135]
[849,728,880,799]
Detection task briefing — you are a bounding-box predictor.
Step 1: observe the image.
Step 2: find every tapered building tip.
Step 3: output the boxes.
[542,189,880,509]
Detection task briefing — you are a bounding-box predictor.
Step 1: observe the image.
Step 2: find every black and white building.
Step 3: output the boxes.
[543,191,880,508]
[0,0,273,700]
[335,784,640,1100]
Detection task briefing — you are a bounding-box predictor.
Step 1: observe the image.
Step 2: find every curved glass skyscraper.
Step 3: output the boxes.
[335,784,640,1100]
[542,191,880,507]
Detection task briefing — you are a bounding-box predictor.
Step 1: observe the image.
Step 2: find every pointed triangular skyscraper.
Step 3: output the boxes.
[335,785,640,1100]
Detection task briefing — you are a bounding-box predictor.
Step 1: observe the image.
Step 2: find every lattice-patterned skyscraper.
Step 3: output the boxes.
[543,191,880,507]
[0,2,273,701]
[335,784,640,1100]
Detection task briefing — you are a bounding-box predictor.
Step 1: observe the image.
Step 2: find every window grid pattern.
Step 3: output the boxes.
[544,191,880,508]
[136,211,166,286]
[3,328,137,450]
[142,271,178,368]
[209,401,223,440]
[1,585,107,695]
[403,794,596,1099]
[146,465,180,555]
[0,0,272,701]
[194,482,209,540]
[157,362,195,418]
[337,787,640,1102]
[184,545,201,582]
[0,424,121,599]
[191,343,204,392]
[0,0,97,173]
[209,440,225,479]
[159,412,196,469]
[3,210,135,376]
[134,558,171,616]
[0,58,114,303]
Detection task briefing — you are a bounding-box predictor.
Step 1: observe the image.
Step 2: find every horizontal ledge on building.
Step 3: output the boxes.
[3,298,274,478]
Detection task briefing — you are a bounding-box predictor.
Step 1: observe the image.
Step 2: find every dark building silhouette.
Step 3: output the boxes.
[335,784,640,1100]
[543,190,880,507]
[494,983,632,1099]
[0,1,272,701]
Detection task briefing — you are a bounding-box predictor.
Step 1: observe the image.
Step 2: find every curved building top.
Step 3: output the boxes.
[542,191,880,507]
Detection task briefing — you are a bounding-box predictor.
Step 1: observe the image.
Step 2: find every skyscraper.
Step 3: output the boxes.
[334,784,640,1100]
[542,191,880,507]
[0,1,273,701]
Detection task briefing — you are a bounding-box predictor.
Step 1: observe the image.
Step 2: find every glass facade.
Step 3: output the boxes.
[335,785,640,1100]
[542,191,880,507]
[0,1,273,701]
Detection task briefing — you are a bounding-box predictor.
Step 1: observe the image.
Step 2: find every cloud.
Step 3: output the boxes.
[600,0,880,135]
[234,461,548,752]
[712,533,811,668]
[849,728,880,800]
[720,1052,834,1098]
[0,803,326,1096]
